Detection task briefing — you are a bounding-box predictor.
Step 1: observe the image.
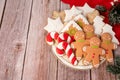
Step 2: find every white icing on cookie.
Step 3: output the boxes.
[74,14,89,25]
[44,17,64,33]
[93,16,105,35]
[77,3,95,16]
[64,6,82,22]
[61,20,82,32]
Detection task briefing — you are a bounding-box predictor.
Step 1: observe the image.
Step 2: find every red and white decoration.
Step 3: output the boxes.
[57,32,74,43]
[56,41,77,65]
[46,32,59,45]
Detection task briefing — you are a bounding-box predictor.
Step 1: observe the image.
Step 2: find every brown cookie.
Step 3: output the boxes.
[71,30,89,60]
[52,11,65,22]
[83,25,96,39]
[76,18,87,28]
[66,24,78,36]
[101,33,117,62]
[87,10,100,24]
[83,37,105,68]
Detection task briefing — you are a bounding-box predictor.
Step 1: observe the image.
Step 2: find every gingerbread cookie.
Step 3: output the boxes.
[71,30,89,60]
[83,25,96,39]
[102,24,119,45]
[74,14,89,28]
[66,24,78,36]
[101,33,117,62]
[87,10,100,24]
[52,11,65,22]
[83,37,105,68]
[76,18,87,28]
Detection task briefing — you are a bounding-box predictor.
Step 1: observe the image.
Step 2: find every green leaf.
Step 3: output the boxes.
[108,3,120,25]
[106,65,120,74]
[106,56,120,75]
[95,5,107,13]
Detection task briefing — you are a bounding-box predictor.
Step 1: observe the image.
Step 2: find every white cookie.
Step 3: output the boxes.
[44,17,64,33]
[61,20,82,32]
[64,6,82,22]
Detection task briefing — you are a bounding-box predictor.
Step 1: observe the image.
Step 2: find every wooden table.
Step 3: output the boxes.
[0,0,120,80]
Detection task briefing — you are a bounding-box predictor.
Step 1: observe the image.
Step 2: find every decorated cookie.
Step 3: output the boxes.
[61,20,82,33]
[101,33,117,62]
[93,16,105,35]
[71,30,89,60]
[77,3,95,16]
[64,6,82,22]
[87,10,100,24]
[83,25,96,39]
[66,24,78,36]
[74,14,89,28]
[44,17,64,33]
[56,41,78,65]
[52,11,65,22]
[83,37,105,68]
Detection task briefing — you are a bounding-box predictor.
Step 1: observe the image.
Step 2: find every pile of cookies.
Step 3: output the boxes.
[44,3,119,68]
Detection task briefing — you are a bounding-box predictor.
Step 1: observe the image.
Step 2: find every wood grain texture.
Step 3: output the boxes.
[0,0,32,80]
[57,61,91,80]
[60,1,70,10]
[22,0,60,80]
[0,0,6,25]
[91,62,116,80]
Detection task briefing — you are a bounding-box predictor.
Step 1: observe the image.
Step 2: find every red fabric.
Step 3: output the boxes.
[62,0,113,9]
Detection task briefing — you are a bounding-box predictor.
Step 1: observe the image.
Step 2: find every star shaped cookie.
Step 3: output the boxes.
[64,6,82,22]
[44,17,64,33]
[77,3,95,16]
